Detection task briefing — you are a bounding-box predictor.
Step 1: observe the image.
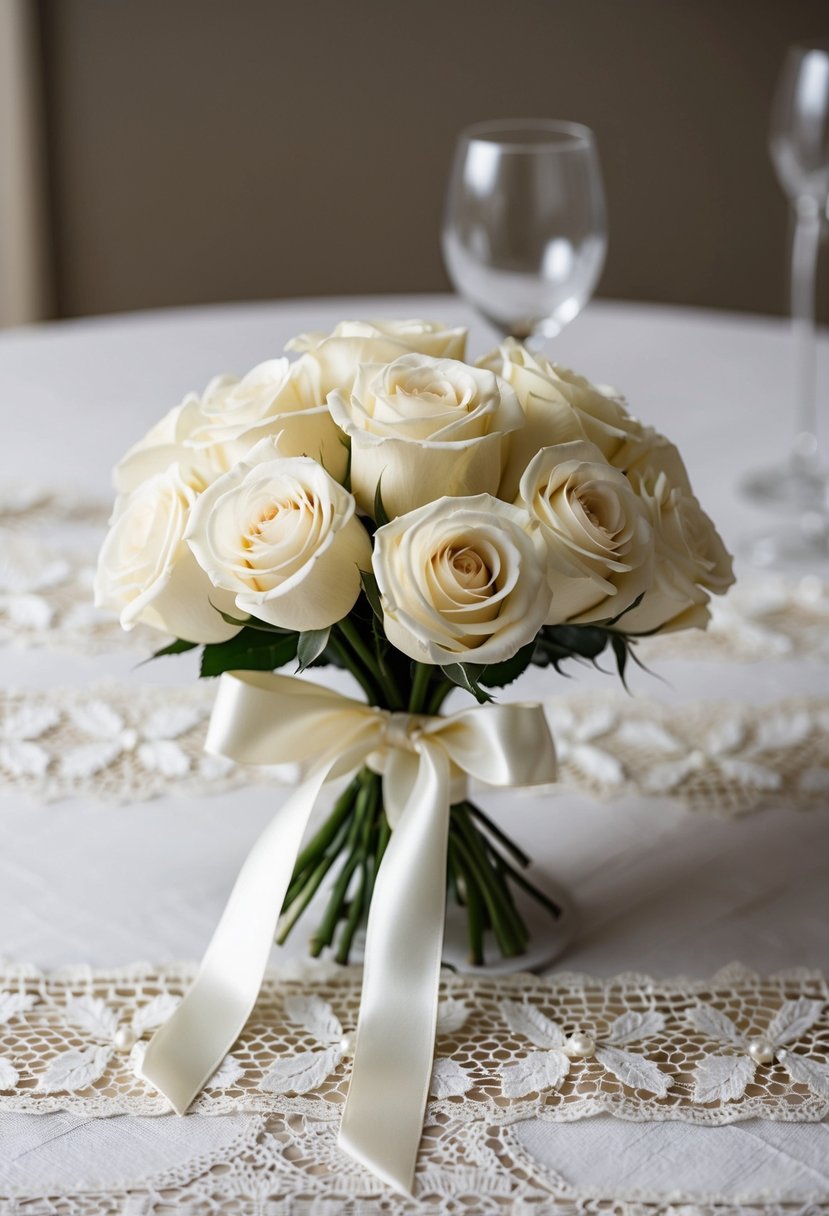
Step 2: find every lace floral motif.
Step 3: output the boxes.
[688,998,829,1103]
[499,1000,671,1099]
[256,994,474,1100]
[0,529,156,655]
[1,960,827,1127]
[0,685,243,801]
[538,693,829,813]
[4,682,829,815]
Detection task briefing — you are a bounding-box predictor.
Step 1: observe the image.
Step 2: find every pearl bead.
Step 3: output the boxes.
[112,1025,138,1053]
[747,1037,775,1065]
[339,1032,357,1058]
[565,1031,596,1059]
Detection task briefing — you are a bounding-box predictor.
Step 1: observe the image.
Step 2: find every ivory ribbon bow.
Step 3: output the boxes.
[139,670,557,1195]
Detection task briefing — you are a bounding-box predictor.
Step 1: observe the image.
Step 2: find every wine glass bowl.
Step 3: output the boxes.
[769,43,829,209]
[442,119,607,345]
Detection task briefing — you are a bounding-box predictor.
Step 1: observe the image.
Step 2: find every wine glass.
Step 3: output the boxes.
[442,119,607,346]
[743,43,829,561]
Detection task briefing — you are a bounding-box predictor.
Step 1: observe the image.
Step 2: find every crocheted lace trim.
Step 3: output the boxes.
[1,960,826,1125]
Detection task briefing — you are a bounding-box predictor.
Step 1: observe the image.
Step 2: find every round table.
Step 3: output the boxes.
[1,296,827,1210]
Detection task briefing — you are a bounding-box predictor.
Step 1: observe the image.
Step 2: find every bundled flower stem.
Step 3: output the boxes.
[275,617,563,965]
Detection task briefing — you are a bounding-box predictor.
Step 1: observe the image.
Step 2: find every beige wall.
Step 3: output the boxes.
[37,0,829,320]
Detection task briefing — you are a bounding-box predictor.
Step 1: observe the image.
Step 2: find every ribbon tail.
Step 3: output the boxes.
[140,729,373,1114]
[338,740,450,1196]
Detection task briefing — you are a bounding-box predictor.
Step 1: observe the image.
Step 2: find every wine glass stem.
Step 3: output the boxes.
[790,199,821,466]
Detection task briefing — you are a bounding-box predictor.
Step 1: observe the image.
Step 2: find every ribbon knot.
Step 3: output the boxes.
[366,710,423,776]
[383,710,423,751]
[139,670,556,1196]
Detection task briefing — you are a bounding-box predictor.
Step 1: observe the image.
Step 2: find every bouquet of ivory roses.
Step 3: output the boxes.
[96,318,734,966]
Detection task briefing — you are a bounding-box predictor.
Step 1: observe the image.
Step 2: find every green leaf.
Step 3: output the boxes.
[440,663,494,705]
[545,624,609,659]
[610,633,630,690]
[373,477,390,527]
[477,640,537,688]
[531,624,611,674]
[146,638,199,660]
[200,627,298,677]
[359,569,384,621]
[212,604,293,634]
[296,627,331,673]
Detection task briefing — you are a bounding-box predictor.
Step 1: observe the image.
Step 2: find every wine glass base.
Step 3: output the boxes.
[743,512,829,572]
[741,462,829,513]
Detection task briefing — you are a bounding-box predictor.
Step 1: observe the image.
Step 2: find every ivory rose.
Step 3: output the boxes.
[286,318,467,360]
[186,439,371,631]
[372,494,550,665]
[480,340,657,499]
[621,471,734,633]
[328,353,525,518]
[115,358,347,493]
[518,440,654,625]
[94,465,239,642]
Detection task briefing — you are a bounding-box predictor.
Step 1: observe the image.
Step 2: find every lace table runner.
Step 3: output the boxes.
[3,682,829,816]
[1,960,827,1125]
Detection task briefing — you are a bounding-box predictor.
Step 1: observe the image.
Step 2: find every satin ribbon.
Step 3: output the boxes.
[139,671,557,1196]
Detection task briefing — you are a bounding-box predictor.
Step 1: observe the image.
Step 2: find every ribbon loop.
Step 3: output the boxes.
[140,671,557,1196]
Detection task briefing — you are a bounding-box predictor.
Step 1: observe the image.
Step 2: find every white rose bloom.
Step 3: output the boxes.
[180,357,349,481]
[186,439,372,632]
[286,318,467,360]
[621,471,734,634]
[94,465,240,643]
[299,334,415,402]
[329,353,525,518]
[519,441,655,625]
[622,431,694,495]
[115,358,347,493]
[480,340,655,499]
[372,494,550,666]
[113,397,211,494]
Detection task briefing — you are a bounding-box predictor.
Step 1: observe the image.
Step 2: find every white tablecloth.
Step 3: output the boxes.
[1,295,827,1210]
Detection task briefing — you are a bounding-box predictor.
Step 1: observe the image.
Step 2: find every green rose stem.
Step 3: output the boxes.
[285,775,362,896]
[363,793,389,913]
[309,775,375,956]
[452,810,528,956]
[447,836,485,965]
[336,618,403,709]
[408,661,432,714]
[464,801,531,869]
[334,777,378,963]
[327,634,380,704]
[277,785,360,942]
[481,842,564,921]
